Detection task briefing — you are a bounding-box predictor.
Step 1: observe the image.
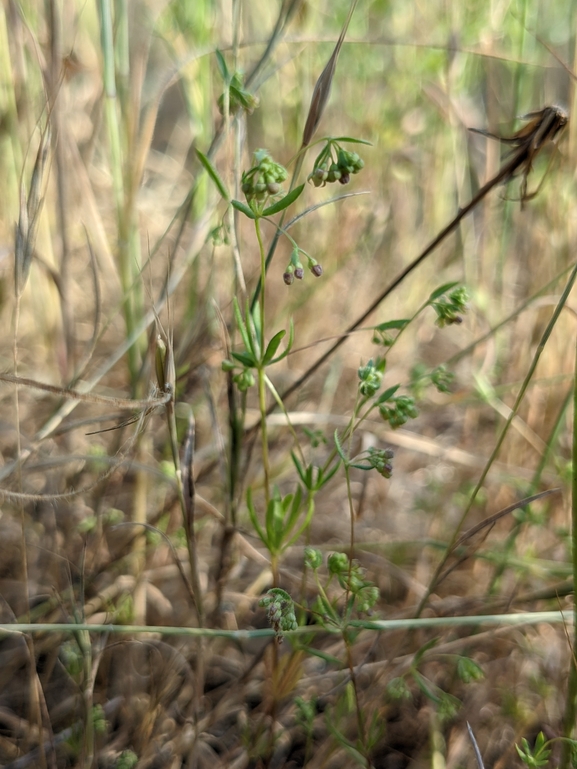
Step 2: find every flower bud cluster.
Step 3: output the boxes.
[218,71,259,116]
[432,286,469,327]
[241,149,288,204]
[327,554,379,612]
[358,358,383,396]
[309,144,365,188]
[259,588,297,642]
[378,395,418,428]
[221,358,255,391]
[283,247,323,285]
[366,447,394,478]
[304,546,323,570]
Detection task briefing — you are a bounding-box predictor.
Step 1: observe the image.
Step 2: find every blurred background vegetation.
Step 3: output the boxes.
[1,0,577,767]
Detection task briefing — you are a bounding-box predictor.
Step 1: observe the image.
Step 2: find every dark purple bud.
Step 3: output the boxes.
[311,264,323,277]
[338,173,351,185]
[294,268,304,280]
[283,271,294,286]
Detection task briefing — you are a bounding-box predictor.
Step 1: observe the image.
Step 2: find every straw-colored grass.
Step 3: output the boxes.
[0,1,577,767]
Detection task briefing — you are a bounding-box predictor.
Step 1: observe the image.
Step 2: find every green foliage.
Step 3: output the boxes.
[327,553,379,613]
[516,733,552,768]
[216,51,259,116]
[308,138,368,187]
[386,677,412,701]
[240,149,289,208]
[115,751,138,769]
[429,284,469,328]
[378,393,418,428]
[247,485,313,556]
[358,358,384,396]
[372,318,410,347]
[259,587,298,641]
[457,657,485,683]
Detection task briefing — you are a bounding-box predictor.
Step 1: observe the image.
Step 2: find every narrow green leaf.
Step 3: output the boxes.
[265,496,285,551]
[318,459,341,488]
[215,50,229,80]
[349,462,372,471]
[232,199,256,219]
[196,149,230,201]
[411,670,441,704]
[413,636,439,665]
[291,451,307,486]
[270,318,294,364]
[374,319,410,332]
[248,301,262,357]
[331,136,373,145]
[262,184,305,217]
[285,493,315,549]
[375,384,400,405]
[246,488,267,546]
[233,298,254,355]
[284,485,303,537]
[428,282,459,301]
[231,351,256,368]
[262,329,286,365]
[300,645,344,667]
[334,430,347,462]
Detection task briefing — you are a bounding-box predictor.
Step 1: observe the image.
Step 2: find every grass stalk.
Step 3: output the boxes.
[98,0,143,384]
[560,329,577,767]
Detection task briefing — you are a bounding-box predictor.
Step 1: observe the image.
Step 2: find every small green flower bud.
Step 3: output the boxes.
[328,552,349,575]
[311,264,323,277]
[304,547,323,570]
[309,167,327,187]
[234,369,255,391]
[329,163,341,180]
[387,677,412,701]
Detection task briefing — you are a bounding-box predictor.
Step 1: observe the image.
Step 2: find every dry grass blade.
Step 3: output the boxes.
[467,722,486,769]
[452,488,561,552]
[182,413,196,533]
[301,0,358,147]
[0,372,171,411]
[436,488,561,587]
[14,124,51,296]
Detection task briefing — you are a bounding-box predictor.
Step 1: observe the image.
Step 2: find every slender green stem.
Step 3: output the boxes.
[560,331,577,767]
[343,634,368,765]
[258,367,271,509]
[255,218,266,353]
[254,218,272,509]
[166,399,204,626]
